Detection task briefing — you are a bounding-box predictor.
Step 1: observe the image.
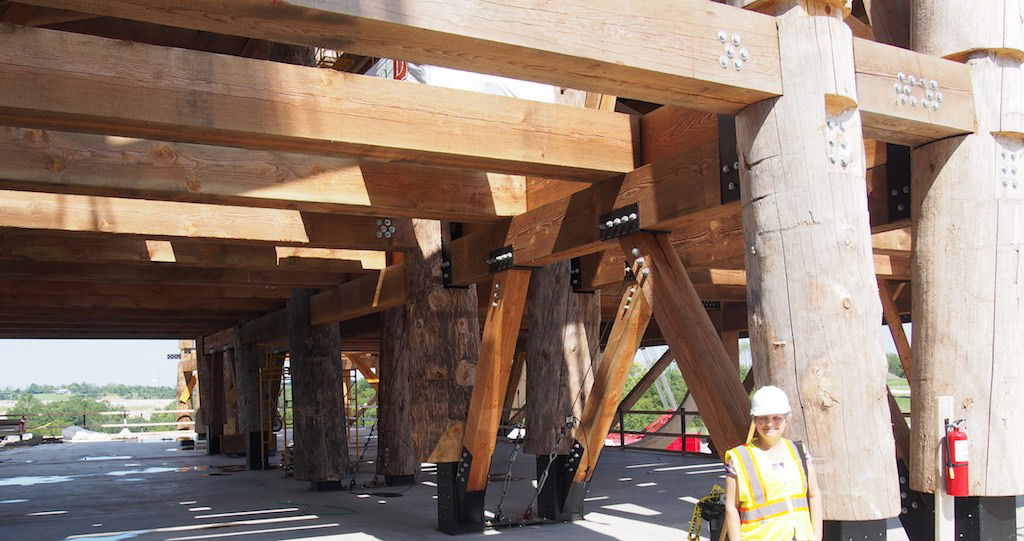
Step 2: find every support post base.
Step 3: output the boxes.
[956,496,1017,541]
[823,519,887,540]
[206,424,222,455]
[536,454,585,522]
[245,431,269,470]
[436,461,485,534]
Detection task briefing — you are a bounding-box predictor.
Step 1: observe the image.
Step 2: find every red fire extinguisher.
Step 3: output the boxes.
[944,420,969,496]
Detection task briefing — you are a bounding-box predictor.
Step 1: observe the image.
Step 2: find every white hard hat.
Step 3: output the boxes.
[750,385,792,416]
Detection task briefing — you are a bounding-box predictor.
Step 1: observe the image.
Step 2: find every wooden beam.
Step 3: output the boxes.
[0,261,347,287]
[0,231,385,272]
[0,294,283,312]
[309,263,406,325]
[618,348,674,415]
[0,189,416,250]
[0,23,635,181]
[0,279,293,299]
[16,0,784,114]
[878,278,912,378]
[621,233,749,457]
[854,38,976,146]
[461,269,531,492]
[0,126,527,222]
[574,259,654,482]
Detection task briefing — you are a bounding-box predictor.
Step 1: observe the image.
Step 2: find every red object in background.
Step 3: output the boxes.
[945,422,969,496]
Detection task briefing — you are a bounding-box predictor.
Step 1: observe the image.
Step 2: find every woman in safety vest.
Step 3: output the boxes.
[723,386,822,541]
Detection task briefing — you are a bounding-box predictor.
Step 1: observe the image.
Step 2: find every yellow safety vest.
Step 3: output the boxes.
[725,439,814,541]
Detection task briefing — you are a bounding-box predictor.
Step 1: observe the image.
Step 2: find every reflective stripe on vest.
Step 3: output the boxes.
[732,445,767,504]
[739,496,810,523]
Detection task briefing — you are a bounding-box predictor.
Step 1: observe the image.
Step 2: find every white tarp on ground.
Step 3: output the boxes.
[61,426,111,442]
[364,59,559,102]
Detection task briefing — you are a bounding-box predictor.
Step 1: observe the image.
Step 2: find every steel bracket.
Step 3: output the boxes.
[718,114,741,203]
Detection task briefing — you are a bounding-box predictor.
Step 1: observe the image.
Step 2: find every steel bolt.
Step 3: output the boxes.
[631,248,640,257]
[717,30,727,43]
[719,56,728,69]
[733,59,743,70]
[739,49,749,61]
[732,34,741,46]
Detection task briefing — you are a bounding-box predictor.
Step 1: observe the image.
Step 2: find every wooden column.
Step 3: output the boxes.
[220,345,241,453]
[909,1,1024,497]
[288,287,349,489]
[377,305,418,484]
[176,339,197,431]
[524,261,600,455]
[734,4,900,520]
[437,268,529,534]
[377,219,481,485]
[235,336,267,470]
[200,348,226,454]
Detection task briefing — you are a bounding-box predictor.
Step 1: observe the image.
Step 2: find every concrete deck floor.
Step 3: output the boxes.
[0,436,1020,540]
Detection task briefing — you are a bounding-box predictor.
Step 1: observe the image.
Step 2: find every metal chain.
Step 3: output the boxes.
[347,421,378,488]
[492,420,526,522]
[522,415,577,520]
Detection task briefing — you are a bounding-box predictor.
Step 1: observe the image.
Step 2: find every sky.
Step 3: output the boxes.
[0,323,910,389]
[1,339,181,388]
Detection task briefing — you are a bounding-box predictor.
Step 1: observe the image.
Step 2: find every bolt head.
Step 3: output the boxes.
[897,204,906,211]
[739,49,749,61]
[732,34,741,46]
[384,231,392,239]
[903,186,910,194]
[631,248,640,257]
[891,189,899,196]
[717,30,727,43]
[728,182,736,190]
[384,218,392,226]
[910,97,917,107]
[935,92,943,102]
[733,161,739,169]
[491,301,498,307]
[725,46,735,58]
[719,55,728,68]
[628,212,637,220]
[722,165,731,173]
[613,217,622,225]
[733,59,742,70]
[908,74,916,85]
[897,72,906,82]
[930,80,938,90]
[641,267,651,276]
[375,218,383,226]
[376,231,383,239]
[605,220,614,228]
[635,257,644,264]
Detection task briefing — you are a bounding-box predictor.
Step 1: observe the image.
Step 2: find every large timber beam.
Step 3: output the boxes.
[0,279,294,300]
[0,23,634,181]
[0,231,386,272]
[15,1,974,141]
[0,126,527,222]
[15,0,784,113]
[0,261,347,287]
[0,189,416,250]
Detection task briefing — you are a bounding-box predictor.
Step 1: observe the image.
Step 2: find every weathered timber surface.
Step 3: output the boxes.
[234,338,261,436]
[221,347,239,436]
[524,261,600,455]
[14,0,783,113]
[287,288,348,483]
[735,14,899,519]
[0,23,635,181]
[909,8,1024,493]
[0,126,526,222]
[382,220,481,463]
[377,306,417,478]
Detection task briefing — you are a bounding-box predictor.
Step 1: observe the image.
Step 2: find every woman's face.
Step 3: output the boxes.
[754,414,787,443]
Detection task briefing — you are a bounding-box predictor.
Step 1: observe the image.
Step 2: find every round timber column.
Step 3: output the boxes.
[909,1,1024,497]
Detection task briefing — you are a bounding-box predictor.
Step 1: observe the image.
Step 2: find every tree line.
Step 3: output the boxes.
[0,382,176,400]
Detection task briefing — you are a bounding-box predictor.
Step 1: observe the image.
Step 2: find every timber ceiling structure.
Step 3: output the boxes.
[0,0,924,344]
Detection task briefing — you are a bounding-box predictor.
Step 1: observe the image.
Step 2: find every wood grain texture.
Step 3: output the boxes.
[0,126,526,222]
[377,306,418,477]
[15,0,783,113]
[735,14,898,519]
[0,23,634,181]
[287,288,349,482]
[574,260,653,482]
[523,261,600,455]
[855,38,976,146]
[0,261,346,288]
[462,269,531,492]
[309,264,406,325]
[381,220,481,463]
[624,233,750,457]
[911,0,1024,61]
[0,188,416,250]
[910,53,1024,495]
[0,232,385,272]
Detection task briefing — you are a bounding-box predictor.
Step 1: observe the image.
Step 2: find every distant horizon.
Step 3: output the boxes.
[1,339,180,388]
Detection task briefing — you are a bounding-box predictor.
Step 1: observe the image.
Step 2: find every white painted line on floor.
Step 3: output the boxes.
[166,522,340,541]
[584,496,609,502]
[67,515,321,539]
[179,501,197,505]
[624,462,665,469]
[653,463,721,472]
[679,496,700,504]
[600,503,662,516]
[635,482,657,487]
[686,468,725,475]
[26,510,68,516]
[194,507,299,519]
[188,507,212,511]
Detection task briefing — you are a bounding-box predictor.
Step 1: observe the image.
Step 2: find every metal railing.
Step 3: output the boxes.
[0,409,196,434]
[614,407,711,455]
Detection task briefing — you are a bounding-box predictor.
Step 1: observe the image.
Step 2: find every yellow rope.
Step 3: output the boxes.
[687,484,725,541]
